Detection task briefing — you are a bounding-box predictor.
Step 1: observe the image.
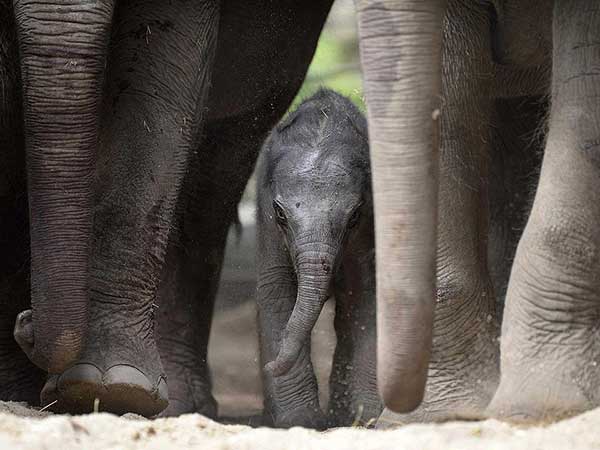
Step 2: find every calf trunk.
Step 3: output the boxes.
[266,243,336,377]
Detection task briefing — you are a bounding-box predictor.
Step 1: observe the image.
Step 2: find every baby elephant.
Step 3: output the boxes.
[256,89,380,428]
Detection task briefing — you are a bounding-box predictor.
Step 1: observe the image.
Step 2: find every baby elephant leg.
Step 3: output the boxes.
[328,282,380,427]
[257,266,325,429]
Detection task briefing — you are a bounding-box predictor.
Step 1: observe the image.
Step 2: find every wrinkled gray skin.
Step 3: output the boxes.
[257,90,381,428]
[488,0,600,422]
[4,0,590,425]
[377,94,546,426]
[376,0,548,425]
[1,0,333,416]
[365,0,600,424]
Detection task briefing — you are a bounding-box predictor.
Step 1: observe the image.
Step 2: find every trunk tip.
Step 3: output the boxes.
[13,309,83,374]
[265,336,305,377]
[379,374,427,413]
[264,356,295,378]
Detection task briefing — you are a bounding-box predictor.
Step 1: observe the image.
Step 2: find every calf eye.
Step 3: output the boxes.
[273,201,287,226]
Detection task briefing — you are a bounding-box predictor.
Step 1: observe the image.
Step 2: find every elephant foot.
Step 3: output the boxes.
[155,305,216,418]
[381,344,499,426]
[160,396,216,418]
[376,405,487,429]
[486,286,600,423]
[158,364,217,418]
[41,363,168,416]
[487,207,600,424]
[40,309,168,417]
[378,274,500,427]
[486,372,591,424]
[270,406,327,430]
[327,392,382,427]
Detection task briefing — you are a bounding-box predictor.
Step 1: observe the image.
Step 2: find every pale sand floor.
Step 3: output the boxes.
[1,400,600,450]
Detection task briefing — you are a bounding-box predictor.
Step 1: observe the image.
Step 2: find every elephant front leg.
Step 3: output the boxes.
[487,96,546,317]
[379,2,500,426]
[488,0,600,423]
[256,209,324,429]
[154,226,221,418]
[329,266,380,427]
[40,0,220,416]
[257,269,325,429]
[155,112,268,417]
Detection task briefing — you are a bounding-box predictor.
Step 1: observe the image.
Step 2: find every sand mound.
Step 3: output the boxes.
[1,401,599,450]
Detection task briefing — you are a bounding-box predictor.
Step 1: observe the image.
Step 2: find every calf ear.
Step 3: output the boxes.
[275,109,300,134]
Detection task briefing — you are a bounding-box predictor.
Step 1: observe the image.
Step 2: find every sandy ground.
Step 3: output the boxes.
[2,212,600,448]
[2,401,600,449]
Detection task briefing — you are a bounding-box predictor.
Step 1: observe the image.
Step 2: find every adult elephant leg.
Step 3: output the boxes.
[12,0,115,374]
[153,180,222,419]
[377,1,499,425]
[487,96,546,318]
[356,0,446,412]
[421,2,500,421]
[156,114,261,418]
[0,6,44,403]
[488,0,600,422]
[155,0,334,419]
[41,0,220,416]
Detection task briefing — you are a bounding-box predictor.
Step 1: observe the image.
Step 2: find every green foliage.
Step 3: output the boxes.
[292,31,364,112]
[242,23,363,203]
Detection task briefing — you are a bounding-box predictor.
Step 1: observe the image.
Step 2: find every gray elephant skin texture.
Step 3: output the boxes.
[0,0,333,417]
[256,90,380,428]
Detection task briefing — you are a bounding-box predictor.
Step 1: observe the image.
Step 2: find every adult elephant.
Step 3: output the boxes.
[373,0,549,424]
[3,0,334,416]
[365,0,600,423]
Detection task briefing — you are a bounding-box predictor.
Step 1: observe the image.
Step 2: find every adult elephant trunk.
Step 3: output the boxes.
[12,1,115,374]
[266,243,336,377]
[356,0,446,412]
